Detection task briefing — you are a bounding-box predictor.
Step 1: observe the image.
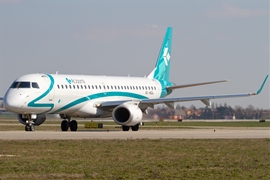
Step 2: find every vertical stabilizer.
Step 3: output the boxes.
[147,27,172,82]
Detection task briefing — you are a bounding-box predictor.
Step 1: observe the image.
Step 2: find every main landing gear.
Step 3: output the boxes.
[60,114,78,131]
[122,124,139,131]
[61,119,78,131]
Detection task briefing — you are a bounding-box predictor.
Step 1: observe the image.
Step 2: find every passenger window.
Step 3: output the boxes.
[73,85,76,89]
[32,82,39,89]
[85,85,87,89]
[57,85,60,89]
[65,85,68,89]
[69,85,72,89]
[61,85,64,89]
[81,85,83,89]
[88,85,91,89]
[77,85,80,89]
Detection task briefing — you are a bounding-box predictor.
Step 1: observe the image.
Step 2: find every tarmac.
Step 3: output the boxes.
[0,128,269,140]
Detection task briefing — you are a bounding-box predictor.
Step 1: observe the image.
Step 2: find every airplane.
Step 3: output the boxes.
[0,97,3,109]
[2,27,268,131]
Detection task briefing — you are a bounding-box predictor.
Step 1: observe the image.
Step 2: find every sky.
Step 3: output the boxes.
[0,0,269,109]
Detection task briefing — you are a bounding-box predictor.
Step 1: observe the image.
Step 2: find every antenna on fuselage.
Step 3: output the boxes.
[56,71,58,75]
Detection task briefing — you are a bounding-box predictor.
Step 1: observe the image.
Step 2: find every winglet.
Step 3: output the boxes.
[255,75,268,95]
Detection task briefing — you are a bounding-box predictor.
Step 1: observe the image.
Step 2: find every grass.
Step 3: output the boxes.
[0,139,269,179]
[0,117,269,179]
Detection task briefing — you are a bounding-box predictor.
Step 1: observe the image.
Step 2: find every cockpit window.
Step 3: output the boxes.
[10,81,31,88]
[32,82,39,89]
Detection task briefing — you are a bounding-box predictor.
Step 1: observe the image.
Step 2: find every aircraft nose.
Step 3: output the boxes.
[3,96,18,112]
[3,91,28,112]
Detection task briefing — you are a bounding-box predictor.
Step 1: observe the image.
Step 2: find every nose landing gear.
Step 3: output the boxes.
[25,120,35,131]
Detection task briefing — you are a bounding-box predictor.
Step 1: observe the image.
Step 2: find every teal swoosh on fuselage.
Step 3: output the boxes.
[50,91,149,114]
[28,74,55,113]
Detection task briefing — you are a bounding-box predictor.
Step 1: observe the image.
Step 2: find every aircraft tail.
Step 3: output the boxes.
[147,27,172,82]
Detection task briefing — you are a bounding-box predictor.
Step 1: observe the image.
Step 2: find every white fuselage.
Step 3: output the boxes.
[4,73,163,117]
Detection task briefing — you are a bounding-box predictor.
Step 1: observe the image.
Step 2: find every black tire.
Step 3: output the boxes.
[70,120,78,131]
[25,125,30,131]
[131,124,139,131]
[122,125,130,131]
[30,125,35,131]
[61,120,69,131]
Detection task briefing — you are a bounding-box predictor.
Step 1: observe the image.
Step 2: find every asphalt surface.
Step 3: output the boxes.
[0,129,269,140]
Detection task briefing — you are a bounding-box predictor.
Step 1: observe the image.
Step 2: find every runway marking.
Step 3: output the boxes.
[0,129,269,140]
[0,154,16,157]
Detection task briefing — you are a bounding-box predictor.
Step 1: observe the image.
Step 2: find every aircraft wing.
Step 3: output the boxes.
[98,75,268,109]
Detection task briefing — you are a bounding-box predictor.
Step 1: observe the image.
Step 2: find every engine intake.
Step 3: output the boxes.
[18,114,46,126]
[112,103,142,126]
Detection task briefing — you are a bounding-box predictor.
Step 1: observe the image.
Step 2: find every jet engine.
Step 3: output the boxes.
[112,102,142,126]
[18,114,46,126]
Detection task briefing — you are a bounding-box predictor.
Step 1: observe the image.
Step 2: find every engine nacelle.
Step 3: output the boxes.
[112,102,142,126]
[18,114,46,126]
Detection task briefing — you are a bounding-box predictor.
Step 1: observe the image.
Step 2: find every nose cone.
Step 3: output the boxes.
[3,89,26,113]
[4,98,16,112]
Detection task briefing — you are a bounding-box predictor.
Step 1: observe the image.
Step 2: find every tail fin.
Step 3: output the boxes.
[147,27,172,82]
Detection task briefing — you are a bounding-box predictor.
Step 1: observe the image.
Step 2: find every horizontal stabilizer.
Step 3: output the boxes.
[166,80,228,91]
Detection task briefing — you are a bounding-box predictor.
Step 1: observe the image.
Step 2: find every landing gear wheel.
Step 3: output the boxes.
[25,125,30,131]
[122,125,130,131]
[25,124,35,131]
[30,125,35,131]
[70,120,78,131]
[131,124,139,131]
[61,120,69,131]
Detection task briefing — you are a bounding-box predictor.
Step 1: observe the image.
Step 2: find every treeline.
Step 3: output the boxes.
[145,104,269,120]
